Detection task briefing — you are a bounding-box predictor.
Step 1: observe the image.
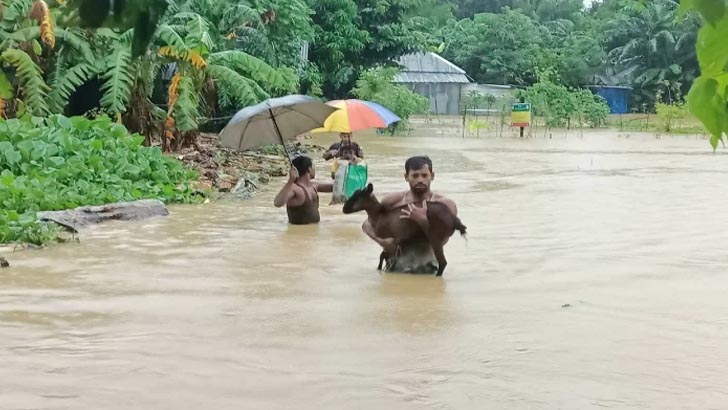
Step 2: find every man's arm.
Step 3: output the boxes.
[401,196,458,237]
[401,201,430,233]
[313,181,333,193]
[322,143,338,160]
[362,220,396,254]
[273,182,296,207]
[273,167,302,207]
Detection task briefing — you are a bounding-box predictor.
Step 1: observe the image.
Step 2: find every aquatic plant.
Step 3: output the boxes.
[0,115,200,244]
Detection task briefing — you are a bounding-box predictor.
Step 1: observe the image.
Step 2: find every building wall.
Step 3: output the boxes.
[461,83,515,100]
[401,82,462,115]
[460,83,518,114]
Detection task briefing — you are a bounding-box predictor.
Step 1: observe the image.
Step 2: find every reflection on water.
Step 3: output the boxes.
[2,131,728,409]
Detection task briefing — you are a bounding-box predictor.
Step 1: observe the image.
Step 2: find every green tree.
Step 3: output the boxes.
[308,0,428,98]
[442,9,545,85]
[512,0,583,22]
[538,18,607,87]
[451,0,515,18]
[604,0,699,107]
[307,0,369,98]
[230,0,315,68]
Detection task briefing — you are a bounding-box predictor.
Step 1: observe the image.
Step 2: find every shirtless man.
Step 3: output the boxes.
[273,155,333,225]
[361,155,458,255]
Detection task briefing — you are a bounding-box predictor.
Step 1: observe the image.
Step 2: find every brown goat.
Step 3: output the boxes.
[343,183,466,276]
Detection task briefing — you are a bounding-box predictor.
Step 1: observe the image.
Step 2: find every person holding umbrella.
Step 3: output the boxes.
[313,99,400,178]
[217,95,339,225]
[273,155,332,225]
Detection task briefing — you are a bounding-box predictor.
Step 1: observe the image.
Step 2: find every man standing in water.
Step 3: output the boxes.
[273,155,332,225]
[323,132,364,161]
[361,156,458,272]
[323,132,364,178]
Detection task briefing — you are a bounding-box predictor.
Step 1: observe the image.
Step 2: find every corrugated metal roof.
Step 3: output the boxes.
[394,72,470,84]
[393,52,470,84]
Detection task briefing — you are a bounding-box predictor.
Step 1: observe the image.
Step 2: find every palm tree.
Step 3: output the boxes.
[604,0,699,105]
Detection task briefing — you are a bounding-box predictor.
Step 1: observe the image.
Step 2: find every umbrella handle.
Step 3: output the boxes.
[271,109,293,167]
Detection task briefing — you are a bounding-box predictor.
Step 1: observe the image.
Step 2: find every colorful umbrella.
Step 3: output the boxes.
[312,99,400,133]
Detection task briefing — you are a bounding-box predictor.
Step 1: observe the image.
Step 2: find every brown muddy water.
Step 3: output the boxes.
[2,131,728,409]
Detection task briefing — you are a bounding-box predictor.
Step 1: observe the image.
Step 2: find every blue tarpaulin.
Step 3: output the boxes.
[589,86,632,114]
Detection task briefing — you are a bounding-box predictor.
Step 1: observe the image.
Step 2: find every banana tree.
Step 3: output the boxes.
[98,8,296,150]
[0,0,116,120]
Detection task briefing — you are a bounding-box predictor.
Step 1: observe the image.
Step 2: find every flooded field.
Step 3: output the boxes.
[2,129,728,409]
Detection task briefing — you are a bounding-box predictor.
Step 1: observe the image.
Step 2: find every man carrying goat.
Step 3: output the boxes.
[355,156,464,275]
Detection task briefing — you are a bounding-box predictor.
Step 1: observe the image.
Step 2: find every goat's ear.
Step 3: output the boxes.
[366,183,373,194]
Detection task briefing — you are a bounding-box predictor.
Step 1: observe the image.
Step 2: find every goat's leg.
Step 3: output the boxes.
[378,251,388,270]
[431,238,447,276]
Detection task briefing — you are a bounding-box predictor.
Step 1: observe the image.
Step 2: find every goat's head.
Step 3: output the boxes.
[342,183,376,214]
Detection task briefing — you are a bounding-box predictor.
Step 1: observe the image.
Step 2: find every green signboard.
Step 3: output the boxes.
[512,103,531,112]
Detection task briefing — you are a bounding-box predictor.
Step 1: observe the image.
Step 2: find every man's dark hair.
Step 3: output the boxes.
[292,155,313,176]
[405,156,433,173]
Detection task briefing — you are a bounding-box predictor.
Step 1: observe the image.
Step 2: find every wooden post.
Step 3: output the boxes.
[462,104,467,138]
[519,97,525,138]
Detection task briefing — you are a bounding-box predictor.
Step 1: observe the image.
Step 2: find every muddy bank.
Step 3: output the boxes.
[177,133,326,196]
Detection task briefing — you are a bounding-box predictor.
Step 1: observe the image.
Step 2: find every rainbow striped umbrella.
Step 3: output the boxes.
[312,99,401,133]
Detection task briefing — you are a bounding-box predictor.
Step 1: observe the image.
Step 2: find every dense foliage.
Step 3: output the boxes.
[0,0,302,150]
[519,77,611,128]
[0,115,200,244]
[2,0,707,116]
[442,10,545,85]
[430,0,700,110]
[0,0,718,139]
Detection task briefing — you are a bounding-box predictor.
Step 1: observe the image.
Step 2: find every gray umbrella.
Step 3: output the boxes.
[218,95,339,164]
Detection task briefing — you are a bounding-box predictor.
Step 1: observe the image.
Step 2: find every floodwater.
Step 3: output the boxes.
[2,130,728,409]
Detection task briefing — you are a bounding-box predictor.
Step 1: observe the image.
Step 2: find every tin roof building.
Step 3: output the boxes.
[393,52,471,115]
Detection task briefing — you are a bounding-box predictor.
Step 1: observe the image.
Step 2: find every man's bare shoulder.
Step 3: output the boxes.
[380,191,407,208]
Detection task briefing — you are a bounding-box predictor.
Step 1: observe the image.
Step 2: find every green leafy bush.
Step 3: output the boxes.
[655,102,690,132]
[573,90,611,128]
[0,115,200,244]
[519,82,611,128]
[519,81,574,127]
